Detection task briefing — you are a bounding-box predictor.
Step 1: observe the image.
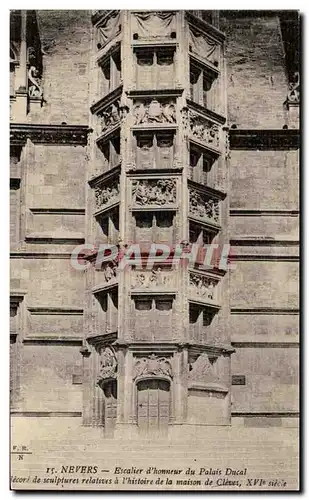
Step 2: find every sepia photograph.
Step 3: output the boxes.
[9,8,300,491]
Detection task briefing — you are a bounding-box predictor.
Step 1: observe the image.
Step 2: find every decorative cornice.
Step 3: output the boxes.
[97,40,121,67]
[126,88,183,99]
[189,53,220,81]
[10,252,72,259]
[86,332,117,347]
[188,298,220,312]
[30,208,85,215]
[27,307,83,315]
[90,85,123,115]
[130,290,177,297]
[188,179,226,200]
[186,99,226,125]
[22,338,83,346]
[132,40,178,50]
[10,124,91,146]
[25,235,85,245]
[127,168,183,177]
[229,129,299,150]
[88,164,121,187]
[131,123,177,134]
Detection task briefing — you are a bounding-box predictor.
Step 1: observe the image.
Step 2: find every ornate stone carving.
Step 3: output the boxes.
[101,261,118,282]
[181,106,189,133]
[188,353,220,384]
[189,26,219,63]
[97,346,117,384]
[132,179,176,206]
[189,188,220,223]
[97,11,121,47]
[189,111,220,149]
[10,124,89,146]
[132,11,176,40]
[100,100,122,133]
[95,181,120,210]
[287,71,300,104]
[28,66,43,98]
[133,99,176,125]
[189,273,217,300]
[131,268,170,288]
[134,354,173,380]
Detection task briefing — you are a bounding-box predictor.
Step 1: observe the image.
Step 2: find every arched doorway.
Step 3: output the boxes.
[137,378,170,436]
[102,380,117,437]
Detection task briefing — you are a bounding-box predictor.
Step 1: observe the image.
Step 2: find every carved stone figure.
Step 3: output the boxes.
[95,181,120,210]
[287,72,300,103]
[189,274,217,300]
[97,346,117,384]
[28,66,43,97]
[188,353,220,383]
[134,99,176,125]
[189,188,220,222]
[102,262,118,282]
[132,179,176,206]
[134,354,173,379]
[100,100,121,132]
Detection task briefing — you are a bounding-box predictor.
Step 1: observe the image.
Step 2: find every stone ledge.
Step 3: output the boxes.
[10,123,91,146]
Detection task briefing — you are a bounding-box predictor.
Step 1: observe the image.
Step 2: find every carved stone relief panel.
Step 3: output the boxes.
[133,353,173,379]
[97,11,121,48]
[189,110,220,150]
[95,180,120,211]
[131,267,173,289]
[133,98,176,126]
[188,25,220,65]
[189,187,220,224]
[132,178,176,206]
[188,353,220,384]
[131,11,176,40]
[96,346,117,386]
[189,273,219,301]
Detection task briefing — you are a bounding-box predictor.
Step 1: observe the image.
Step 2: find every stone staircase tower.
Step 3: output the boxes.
[81,10,231,438]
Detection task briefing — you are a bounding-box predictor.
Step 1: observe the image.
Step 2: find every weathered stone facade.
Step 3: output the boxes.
[10,10,299,440]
